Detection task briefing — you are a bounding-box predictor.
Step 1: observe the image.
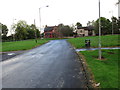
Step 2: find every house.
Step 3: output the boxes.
[44,26,59,38]
[76,26,95,37]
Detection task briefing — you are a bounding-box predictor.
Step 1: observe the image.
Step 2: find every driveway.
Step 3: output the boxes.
[2,40,87,88]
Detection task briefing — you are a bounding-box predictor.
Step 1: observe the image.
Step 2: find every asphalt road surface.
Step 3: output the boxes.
[2,40,87,88]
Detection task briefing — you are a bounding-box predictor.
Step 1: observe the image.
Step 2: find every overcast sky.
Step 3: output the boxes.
[0,0,118,34]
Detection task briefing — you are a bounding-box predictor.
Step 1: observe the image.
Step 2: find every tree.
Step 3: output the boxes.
[94,17,112,35]
[111,16,120,34]
[87,20,95,26]
[29,24,40,38]
[14,21,40,40]
[116,0,120,5]
[58,24,64,38]
[117,18,120,34]
[36,29,40,38]
[58,24,73,37]
[87,21,91,26]
[0,23,8,40]
[26,25,35,39]
[15,20,28,40]
[41,32,44,38]
[76,22,82,28]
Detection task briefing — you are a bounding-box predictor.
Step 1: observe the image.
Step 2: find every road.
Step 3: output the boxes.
[2,40,87,88]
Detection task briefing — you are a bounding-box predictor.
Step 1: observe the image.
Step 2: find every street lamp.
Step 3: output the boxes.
[39,5,49,35]
[109,11,114,35]
[117,0,120,21]
[11,18,16,41]
[98,0,102,59]
[34,19,37,43]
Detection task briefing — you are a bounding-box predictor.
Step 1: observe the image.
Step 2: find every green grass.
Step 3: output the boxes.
[68,35,119,88]
[80,49,119,88]
[0,39,51,52]
[68,35,120,48]
[0,38,68,52]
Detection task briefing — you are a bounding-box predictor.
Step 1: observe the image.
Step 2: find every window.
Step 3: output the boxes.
[80,30,82,33]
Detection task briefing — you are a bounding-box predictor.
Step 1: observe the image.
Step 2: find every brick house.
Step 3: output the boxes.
[76,26,95,37]
[44,26,59,38]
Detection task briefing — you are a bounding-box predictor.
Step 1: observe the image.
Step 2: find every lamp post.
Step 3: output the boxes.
[118,0,120,19]
[39,5,49,36]
[109,11,114,35]
[12,18,16,41]
[98,0,102,59]
[34,19,37,43]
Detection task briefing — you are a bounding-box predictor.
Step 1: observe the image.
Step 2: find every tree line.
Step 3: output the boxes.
[1,16,120,42]
[94,16,120,35]
[1,20,40,42]
[59,16,120,37]
[87,16,120,35]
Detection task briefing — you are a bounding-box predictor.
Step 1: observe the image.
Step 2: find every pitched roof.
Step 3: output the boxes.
[78,27,88,29]
[44,26,58,32]
[44,27,54,32]
[77,26,94,30]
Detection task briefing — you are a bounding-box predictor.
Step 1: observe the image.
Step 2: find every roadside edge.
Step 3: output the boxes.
[67,41,97,89]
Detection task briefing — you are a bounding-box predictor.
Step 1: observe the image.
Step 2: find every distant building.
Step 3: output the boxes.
[44,26,59,38]
[76,26,95,37]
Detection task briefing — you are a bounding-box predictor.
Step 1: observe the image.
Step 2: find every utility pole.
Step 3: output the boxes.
[118,0,120,32]
[98,0,102,59]
[112,16,114,35]
[110,11,114,35]
[118,0,120,19]
[34,19,37,43]
[12,18,16,41]
[39,8,41,33]
[39,5,49,38]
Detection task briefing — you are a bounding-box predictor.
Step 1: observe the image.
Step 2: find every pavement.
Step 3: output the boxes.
[76,47,120,52]
[1,40,87,88]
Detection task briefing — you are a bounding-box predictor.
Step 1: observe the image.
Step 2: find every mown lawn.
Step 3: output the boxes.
[80,49,119,88]
[0,38,69,52]
[0,39,50,52]
[68,35,120,48]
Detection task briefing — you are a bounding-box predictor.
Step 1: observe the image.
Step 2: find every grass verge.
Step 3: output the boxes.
[68,35,120,48]
[0,39,50,52]
[80,49,119,88]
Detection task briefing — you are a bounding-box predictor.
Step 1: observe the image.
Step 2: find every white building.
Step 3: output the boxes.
[76,26,95,37]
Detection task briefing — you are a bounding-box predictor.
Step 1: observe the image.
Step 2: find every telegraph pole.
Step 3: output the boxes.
[118,0,120,19]
[39,5,49,38]
[39,8,41,32]
[12,18,16,41]
[98,0,102,59]
[110,11,114,35]
[34,19,37,43]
